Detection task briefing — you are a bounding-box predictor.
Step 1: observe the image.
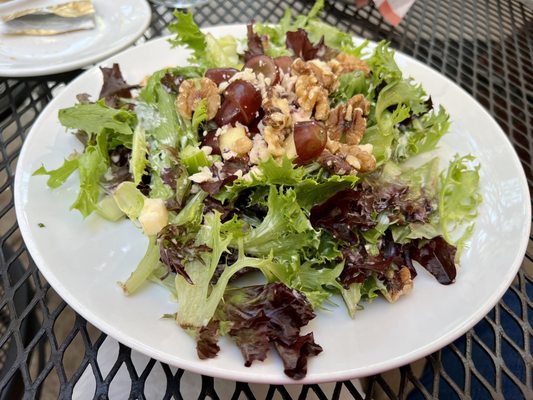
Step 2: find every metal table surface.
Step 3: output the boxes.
[0,0,532,399]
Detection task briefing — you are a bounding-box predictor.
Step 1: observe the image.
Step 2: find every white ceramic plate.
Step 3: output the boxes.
[0,0,151,77]
[14,25,531,384]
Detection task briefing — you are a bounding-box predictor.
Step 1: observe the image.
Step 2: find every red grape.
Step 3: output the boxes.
[222,80,262,125]
[214,99,247,127]
[293,121,327,162]
[274,56,294,74]
[244,55,280,86]
[205,68,238,85]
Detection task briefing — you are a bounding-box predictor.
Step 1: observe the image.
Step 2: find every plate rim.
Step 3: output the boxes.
[14,25,532,384]
[0,0,152,78]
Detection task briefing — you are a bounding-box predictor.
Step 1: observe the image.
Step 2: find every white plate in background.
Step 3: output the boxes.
[14,25,531,384]
[0,0,151,77]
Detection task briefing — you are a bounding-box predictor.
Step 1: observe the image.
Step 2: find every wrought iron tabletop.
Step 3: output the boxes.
[0,0,531,399]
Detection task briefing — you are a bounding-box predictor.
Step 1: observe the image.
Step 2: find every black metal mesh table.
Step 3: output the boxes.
[1,0,532,398]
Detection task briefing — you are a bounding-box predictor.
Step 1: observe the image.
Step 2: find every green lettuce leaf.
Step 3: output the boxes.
[119,236,161,295]
[139,66,202,104]
[130,124,148,185]
[33,155,80,189]
[330,71,369,107]
[168,11,240,71]
[113,182,145,221]
[366,41,402,89]
[394,106,450,161]
[239,186,320,259]
[340,274,387,318]
[174,212,274,330]
[70,146,108,217]
[58,100,136,141]
[295,174,358,210]
[266,259,344,309]
[168,11,207,65]
[438,154,482,251]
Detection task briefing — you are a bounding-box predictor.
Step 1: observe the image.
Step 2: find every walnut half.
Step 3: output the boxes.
[176,78,220,120]
[318,93,376,175]
[383,267,414,303]
[295,74,330,121]
[327,94,370,145]
[334,52,371,76]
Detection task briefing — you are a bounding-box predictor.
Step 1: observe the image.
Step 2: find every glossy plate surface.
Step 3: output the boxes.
[0,0,151,77]
[14,25,531,384]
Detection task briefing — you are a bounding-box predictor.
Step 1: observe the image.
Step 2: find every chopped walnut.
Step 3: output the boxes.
[327,94,370,144]
[324,140,375,172]
[335,52,371,76]
[295,74,330,121]
[317,149,354,176]
[176,78,220,120]
[319,92,375,175]
[291,58,338,92]
[263,92,291,129]
[383,267,413,303]
[263,125,289,157]
[262,87,293,157]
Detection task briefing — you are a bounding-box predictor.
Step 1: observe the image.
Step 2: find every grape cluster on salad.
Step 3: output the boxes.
[35,1,481,379]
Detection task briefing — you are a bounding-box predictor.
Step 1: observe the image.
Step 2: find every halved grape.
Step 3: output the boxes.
[274,56,294,74]
[214,99,247,127]
[248,110,265,134]
[293,121,327,162]
[244,55,280,86]
[223,80,262,125]
[205,68,238,85]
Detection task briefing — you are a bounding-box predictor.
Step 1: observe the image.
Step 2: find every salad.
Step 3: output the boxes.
[34,1,481,380]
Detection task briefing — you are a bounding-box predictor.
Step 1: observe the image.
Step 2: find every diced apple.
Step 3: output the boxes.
[218,126,252,155]
[139,198,168,236]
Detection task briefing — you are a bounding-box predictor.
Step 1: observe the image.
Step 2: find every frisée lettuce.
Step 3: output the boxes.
[34,1,481,380]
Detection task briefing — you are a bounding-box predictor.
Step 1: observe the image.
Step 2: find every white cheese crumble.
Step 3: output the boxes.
[189,166,214,183]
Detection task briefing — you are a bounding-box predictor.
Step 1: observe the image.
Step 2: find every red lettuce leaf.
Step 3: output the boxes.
[410,236,457,284]
[244,23,265,61]
[285,28,332,61]
[274,333,322,380]
[197,320,221,359]
[222,283,322,380]
[160,72,184,94]
[157,224,210,284]
[99,63,138,108]
[310,183,432,242]
[199,157,250,195]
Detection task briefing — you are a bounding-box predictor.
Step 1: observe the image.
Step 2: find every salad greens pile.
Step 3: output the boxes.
[34,0,481,379]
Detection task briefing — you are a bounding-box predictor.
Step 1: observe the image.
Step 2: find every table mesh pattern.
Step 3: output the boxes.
[0,1,532,399]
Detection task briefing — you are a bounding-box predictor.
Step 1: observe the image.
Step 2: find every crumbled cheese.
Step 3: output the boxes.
[189,166,214,183]
[215,125,229,137]
[222,149,237,160]
[201,146,213,156]
[218,81,229,93]
[256,72,270,100]
[229,68,258,86]
[249,134,270,165]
